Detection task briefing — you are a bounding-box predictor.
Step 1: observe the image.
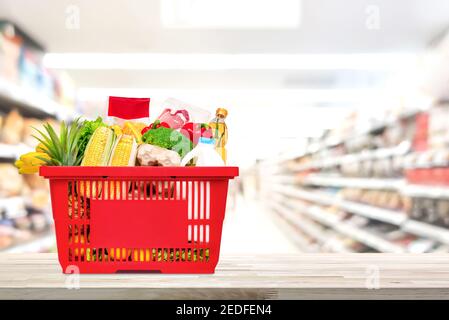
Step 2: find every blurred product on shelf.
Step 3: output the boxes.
[0,22,21,83]
[409,197,449,228]
[0,160,51,250]
[341,188,407,211]
[0,109,61,150]
[0,20,77,117]
[1,109,24,144]
[0,163,24,196]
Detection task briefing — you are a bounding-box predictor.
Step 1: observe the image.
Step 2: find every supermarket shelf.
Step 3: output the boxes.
[402,220,449,246]
[401,184,449,199]
[303,206,406,253]
[268,184,449,246]
[290,143,410,172]
[303,174,405,190]
[262,175,297,184]
[0,196,27,219]
[337,199,407,225]
[268,200,353,253]
[2,230,55,253]
[291,202,406,253]
[272,185,407,225]
[0,77,77,121]
[0,143,33,160]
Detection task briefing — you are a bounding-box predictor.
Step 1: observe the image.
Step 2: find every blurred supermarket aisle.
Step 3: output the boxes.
[221,195,299,255]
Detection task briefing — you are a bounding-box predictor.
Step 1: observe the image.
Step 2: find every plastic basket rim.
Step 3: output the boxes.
[39,166,239,178]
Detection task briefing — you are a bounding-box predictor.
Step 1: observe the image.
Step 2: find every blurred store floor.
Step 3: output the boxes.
[220,195,299,255]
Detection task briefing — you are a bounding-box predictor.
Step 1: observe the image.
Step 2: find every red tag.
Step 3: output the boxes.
[108,96,150,119]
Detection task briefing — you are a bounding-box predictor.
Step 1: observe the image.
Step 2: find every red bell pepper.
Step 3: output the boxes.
[141,120,170,135]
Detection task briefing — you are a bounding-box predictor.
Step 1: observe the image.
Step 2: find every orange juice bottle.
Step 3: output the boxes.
[209,108,228,164]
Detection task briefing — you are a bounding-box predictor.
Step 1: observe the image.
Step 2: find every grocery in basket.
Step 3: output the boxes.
[13,96,238,274]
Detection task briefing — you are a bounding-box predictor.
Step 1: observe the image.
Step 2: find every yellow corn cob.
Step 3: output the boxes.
[80,126,115,197]
[104,135,137,199]
[122,121,146,144]
[110,124,123,136]
[109,135,136,166]
[81,126,115,166]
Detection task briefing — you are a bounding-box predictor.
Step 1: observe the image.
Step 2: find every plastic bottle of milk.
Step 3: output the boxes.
[181,137,225,166]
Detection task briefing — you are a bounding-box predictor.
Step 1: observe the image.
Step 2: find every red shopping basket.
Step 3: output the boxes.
[40,166,238,274]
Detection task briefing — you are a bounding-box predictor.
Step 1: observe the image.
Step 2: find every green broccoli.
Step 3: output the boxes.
[142,126,193,157]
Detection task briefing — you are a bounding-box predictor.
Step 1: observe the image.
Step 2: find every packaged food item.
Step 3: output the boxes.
[209,108,228,164]
[159,98,211,124]
[0,163,24,196]
[181,137,224,167]
[28,188,50,210]
[137,144,181,166]
[156,108,190,129]
[1,109,24,144]
[23,174,48,190]
[22,118,44,146]
[30,213,48,232]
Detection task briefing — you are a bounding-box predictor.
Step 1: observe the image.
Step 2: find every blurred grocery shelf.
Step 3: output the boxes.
[302,175,405,190]
[0,21,77,253]
[255,26,449,253]
[0,143,33,160]
[3,230,55,253]
[0,77,74,120]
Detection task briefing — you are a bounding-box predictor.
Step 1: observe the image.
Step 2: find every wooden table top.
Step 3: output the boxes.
[1,253,449,299]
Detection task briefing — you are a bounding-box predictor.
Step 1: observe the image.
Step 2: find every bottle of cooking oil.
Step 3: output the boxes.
[209,108,228,164]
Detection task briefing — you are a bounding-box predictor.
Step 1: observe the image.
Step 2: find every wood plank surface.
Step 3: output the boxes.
[1,253,449,299]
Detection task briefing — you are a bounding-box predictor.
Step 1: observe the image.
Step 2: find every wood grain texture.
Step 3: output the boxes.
[1,253,449,299]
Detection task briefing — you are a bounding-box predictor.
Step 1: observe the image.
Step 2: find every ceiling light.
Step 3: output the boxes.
[160,0,301,29]
[43,53,417,71]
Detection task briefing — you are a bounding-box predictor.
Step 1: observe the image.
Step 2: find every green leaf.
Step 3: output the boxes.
[43,123,63,161]
[31,134,58,159]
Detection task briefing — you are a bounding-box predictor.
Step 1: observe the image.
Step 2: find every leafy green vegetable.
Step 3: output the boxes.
[142,124,193,157]
[32,118,83,166]
[77,117,107,157]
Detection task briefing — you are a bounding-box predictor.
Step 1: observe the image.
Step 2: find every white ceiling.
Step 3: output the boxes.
[1,0,448,53]
[1,0,448,91]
